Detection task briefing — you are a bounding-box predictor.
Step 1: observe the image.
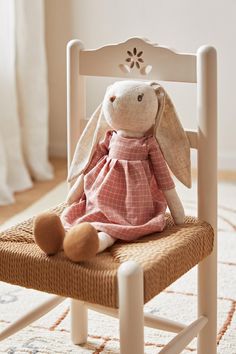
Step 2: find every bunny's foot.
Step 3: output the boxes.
[63,223,99,262]
[34,212,65,255]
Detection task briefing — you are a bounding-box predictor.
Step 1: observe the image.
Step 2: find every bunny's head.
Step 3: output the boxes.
[102,81,158,135]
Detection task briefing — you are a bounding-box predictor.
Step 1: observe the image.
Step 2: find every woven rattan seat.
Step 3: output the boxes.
[0,204,214,309]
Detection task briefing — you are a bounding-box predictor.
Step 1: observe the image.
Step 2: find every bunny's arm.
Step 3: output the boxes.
[162,189,185,224]
[148,137,185,224]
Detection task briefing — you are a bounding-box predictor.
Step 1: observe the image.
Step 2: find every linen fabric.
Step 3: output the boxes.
[0,0,52,205]
[62,131,174,241]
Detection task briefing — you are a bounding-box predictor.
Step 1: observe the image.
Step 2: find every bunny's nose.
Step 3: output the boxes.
[110,96,116,103]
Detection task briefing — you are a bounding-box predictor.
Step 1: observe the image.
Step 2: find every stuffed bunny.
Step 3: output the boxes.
[34,80,191,262]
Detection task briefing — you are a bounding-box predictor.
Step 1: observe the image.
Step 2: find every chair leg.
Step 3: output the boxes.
[197,252,217,354]
[118,261,144,354]
[71,299,88,344]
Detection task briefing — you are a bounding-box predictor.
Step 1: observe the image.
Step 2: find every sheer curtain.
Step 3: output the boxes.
[0,0,53,205]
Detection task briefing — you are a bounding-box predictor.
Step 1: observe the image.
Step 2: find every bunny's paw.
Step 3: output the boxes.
[34,212,65,255]
[63,223,99,262]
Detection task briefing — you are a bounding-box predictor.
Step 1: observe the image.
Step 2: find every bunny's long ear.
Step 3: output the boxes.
[151,82,191,188]
[68,103,110,184]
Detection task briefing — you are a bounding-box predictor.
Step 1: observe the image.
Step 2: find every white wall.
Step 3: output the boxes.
[45,0,236,170]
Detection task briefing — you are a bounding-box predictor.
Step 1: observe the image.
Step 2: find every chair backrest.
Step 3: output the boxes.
[66,37,217,232]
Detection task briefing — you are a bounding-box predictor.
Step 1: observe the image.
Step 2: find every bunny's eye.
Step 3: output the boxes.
[137,93,144,102]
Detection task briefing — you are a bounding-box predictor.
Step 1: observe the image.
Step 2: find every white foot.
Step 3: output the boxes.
[97,232,116,253]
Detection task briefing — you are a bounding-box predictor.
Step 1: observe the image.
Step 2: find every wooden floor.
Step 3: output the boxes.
[192,169,236,182]
[0,158,67,225]
[217,170,236,182]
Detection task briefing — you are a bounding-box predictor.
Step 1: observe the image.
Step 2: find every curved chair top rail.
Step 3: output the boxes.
[78,37,197,83]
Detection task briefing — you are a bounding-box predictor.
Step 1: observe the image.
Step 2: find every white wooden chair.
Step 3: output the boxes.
[0,37,217,354]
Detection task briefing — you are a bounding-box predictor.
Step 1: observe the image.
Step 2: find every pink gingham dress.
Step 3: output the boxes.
[62,131,175,241]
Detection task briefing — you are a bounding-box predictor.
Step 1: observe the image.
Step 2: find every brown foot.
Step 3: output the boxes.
[33,212,65,255]
[63,222,99,262]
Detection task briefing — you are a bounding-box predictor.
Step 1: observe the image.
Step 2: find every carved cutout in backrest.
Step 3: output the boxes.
[79,38,197,83]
